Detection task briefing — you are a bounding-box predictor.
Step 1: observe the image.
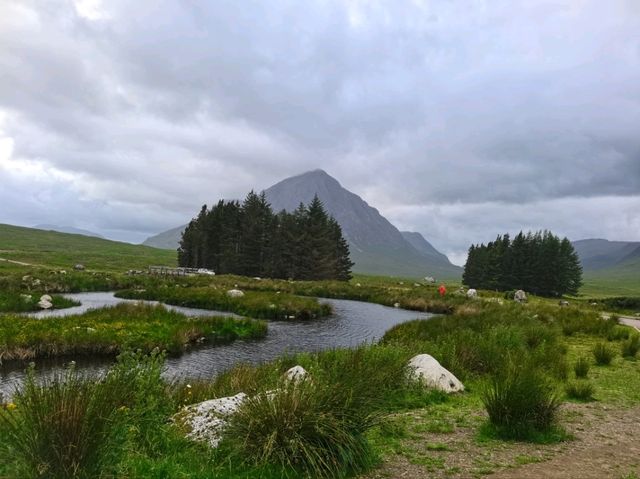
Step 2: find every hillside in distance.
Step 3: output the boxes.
[34,224,104,239]
[144,170,462,279]
[572,238,640,271]
[0,224,176,271]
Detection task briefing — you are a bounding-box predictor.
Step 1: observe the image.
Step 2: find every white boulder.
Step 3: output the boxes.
[407,354,464,393]
[226,289,245,298]
[466,288,478,299]
[177,393,246,448]
[284,365,308,383]
[38,298,53,310]
[40,294,53,302]
[514,290,527,303]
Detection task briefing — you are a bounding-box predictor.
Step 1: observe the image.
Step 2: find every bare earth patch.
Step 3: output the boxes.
[365,402,640,479]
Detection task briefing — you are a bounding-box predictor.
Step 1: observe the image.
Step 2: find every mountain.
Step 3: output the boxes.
[143,169,461,279]
[401,231,452,264]
[34,224,104,239]
[142,225,186,250]
[1,224,175,271]
[572,239,640,271]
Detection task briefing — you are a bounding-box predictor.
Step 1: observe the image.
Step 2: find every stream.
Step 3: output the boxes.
[0,292,433,396]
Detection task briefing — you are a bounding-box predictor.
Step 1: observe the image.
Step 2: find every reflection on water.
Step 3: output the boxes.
[1,292,432,396]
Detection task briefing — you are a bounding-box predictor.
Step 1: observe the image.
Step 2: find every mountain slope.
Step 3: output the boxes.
[0,224,175,271]
[143,225,186,250]
[143,170,461,279]
[572,239,640,271]
[34,224,104,239]
[401,231,451,264]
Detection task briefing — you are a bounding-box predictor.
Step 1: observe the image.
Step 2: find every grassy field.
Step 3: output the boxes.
[0,224,176,272]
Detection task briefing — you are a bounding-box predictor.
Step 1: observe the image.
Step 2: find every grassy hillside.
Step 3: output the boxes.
[0,224,176,272]
[580,256,640,297]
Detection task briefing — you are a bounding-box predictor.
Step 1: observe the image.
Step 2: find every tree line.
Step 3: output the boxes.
[462,230,583,296]
[178,191,353,281]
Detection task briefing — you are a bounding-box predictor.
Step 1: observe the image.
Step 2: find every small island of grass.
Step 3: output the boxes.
[0,302,267,361]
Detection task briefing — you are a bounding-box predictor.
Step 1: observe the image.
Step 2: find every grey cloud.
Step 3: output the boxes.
[0,0,638,250]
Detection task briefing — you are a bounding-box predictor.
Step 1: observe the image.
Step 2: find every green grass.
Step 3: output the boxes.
[0,223,176,272]
[116,286,332,320]
[0,291,79,312]
[0,303,267,361]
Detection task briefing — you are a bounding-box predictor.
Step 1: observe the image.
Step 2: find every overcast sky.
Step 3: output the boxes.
[1,0,639,265]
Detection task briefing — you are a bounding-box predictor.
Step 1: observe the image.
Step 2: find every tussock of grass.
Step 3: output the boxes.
[0,303,266,361]
[573,356,590,378]
[621,335,640,358]
[565,380,595,401]
[481,359,562,441]
[592,342,616,365]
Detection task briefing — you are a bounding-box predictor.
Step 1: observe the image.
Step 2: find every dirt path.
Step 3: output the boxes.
[364,403,640,479]
[0,257,33,267]
[618,316,640,331]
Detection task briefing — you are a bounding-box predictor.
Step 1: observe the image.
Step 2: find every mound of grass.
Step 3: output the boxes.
[573,356,590,378]
[224,380,378,478]
[565,380,595,401]
[481,360,562,441]
[592,342,616,365]
[0,303,266,361]
[621,335,640,358]
[116,286,332,320]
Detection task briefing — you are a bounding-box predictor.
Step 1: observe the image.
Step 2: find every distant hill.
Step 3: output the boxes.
[144,169,462,279]
[0,224,175,271]
[572,239,640,271]
[34,224,104,239]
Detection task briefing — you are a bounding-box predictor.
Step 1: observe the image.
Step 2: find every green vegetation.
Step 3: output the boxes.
[0,303,266,361]
[0,291,79,313]
[573,356,590,378]
[621,335,640,358]
[0,223,176,272]
[463,230,582,296]
[179,192,353,280]
[565,380,595,401]
[116,286,332,320]
[592,342,616,365]
[481,359,562,440]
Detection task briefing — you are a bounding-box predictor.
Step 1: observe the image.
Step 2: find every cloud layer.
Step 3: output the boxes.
[1,0,638,261]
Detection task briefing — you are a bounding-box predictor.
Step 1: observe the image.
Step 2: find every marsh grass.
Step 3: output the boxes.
[116,287,332,320]
[0,303,266,361]
[621,334,640,358]
[565,380,595,401]
[0,291,79,313]
[223,380,379,478]
[481,359,562,441]
[592,342,616,365]
[573,356,590,378]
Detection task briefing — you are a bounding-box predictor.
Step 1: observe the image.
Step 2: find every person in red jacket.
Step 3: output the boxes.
[438,284,447,296]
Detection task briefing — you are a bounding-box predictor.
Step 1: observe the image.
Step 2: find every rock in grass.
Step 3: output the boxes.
[38,294,53,309]
[176,393,247,448]
[408,354,464,393]
[284,365,308,383]
[514,290,527,303]
[466,288,477,299]
[226,289,245,298]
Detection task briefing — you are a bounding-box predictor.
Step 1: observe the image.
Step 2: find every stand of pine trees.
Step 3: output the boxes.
[462,231,582,296]
[178,191,354,281]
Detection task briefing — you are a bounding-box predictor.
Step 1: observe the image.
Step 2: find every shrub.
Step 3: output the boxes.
[621,335,640,358]
[592,342,616,365]
[565,380,595,401]
[573,356,590,378]
[224,380,378,478]
[607,325,630,341]
[481,360,561,440]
